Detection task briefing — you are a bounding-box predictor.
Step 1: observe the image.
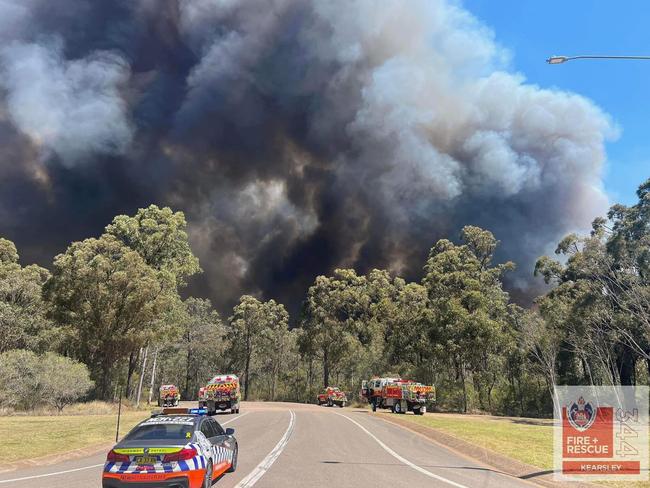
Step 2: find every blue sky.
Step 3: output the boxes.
[464,0,650,205]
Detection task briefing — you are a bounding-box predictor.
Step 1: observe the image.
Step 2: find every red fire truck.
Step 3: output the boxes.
[198,374,241,415]
[316,386,348,407]
[361,377,435,415]
[157,384,181,407]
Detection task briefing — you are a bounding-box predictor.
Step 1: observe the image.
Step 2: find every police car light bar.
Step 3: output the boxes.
[158,407,208,415]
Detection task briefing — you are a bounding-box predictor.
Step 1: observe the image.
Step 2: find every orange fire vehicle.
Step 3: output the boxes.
[316,386,347,407]
[361,377,435,415]
[198,374,241,415]
[158,384,180,407]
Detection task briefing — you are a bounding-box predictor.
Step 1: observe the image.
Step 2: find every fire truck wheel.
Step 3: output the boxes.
[394,401,401,414]
[327,399,333,407]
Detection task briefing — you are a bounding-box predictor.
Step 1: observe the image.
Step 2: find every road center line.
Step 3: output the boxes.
[234,410,296,488]
[0,411,250,484]
[334,412,469,488]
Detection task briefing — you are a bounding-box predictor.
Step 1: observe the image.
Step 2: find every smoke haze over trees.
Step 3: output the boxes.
[1,176,649,415]
[0,0,615,314]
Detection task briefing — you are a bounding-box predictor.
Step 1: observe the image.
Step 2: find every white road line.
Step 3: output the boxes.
[234,410,295,488]
[222,411,250,426]
[0,464,104,484]
[334,412,469,488]
[0,411,251,484]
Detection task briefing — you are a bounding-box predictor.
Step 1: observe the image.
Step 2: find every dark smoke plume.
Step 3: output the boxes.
[0,0,615,314]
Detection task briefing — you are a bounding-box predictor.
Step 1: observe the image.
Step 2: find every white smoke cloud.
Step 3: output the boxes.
[166,0,617,304]
[0,0,620,310]
[306,0,614,283]
[0,39,132,166]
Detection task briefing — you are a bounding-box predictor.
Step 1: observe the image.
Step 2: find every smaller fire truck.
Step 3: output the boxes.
[317,387,347,407]
[158,384,181,407]
[361,377,435,415]
[198,374,241,415]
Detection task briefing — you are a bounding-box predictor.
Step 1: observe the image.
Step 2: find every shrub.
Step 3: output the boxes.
[40,352,94,412]
[0,349,41,410]
[0,350,93,412]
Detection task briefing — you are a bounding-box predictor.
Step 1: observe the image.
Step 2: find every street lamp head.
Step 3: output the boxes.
[547,55,568,64]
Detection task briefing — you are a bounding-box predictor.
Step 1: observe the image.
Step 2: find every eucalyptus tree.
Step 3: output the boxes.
[0,237,53,353]
[299,269,371,388]
[228,296,289,400]
[104,205,201,395]
[423,226,514,412]
[44,235,171,398]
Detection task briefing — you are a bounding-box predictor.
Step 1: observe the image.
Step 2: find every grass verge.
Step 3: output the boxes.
[388,412,649,488]
[0,403,151,464]
[389,412,554,469]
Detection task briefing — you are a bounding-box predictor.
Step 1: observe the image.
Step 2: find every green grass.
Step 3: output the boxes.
[390,412,554,469]
[391,412,650,488]
[0,409,150,463]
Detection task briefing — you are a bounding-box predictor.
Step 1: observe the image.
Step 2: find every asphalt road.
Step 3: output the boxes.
[0,402,537,488]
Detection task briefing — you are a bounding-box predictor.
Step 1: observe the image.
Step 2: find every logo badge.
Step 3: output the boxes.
[567,396,595,432]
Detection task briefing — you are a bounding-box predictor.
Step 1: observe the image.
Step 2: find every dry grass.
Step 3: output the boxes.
[2,400,151,417]
[0,402,152,464]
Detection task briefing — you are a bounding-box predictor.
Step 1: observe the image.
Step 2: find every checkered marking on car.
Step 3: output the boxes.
[212,444,233,465]
[104,442,233,475]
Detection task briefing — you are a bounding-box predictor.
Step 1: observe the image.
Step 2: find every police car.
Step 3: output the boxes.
[102,408,238,488]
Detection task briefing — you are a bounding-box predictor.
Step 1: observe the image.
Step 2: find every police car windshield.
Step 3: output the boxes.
[125,417,195,441]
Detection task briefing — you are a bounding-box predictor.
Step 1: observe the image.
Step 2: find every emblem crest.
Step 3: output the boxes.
[567,396,596,431]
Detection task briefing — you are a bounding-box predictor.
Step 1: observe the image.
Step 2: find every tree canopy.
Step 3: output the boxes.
[0,237,53,353]
[105,205,201,288]
[2,184,650,416]
[44,235,171,398]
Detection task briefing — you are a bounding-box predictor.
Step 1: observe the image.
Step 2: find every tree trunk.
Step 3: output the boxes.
[487,373,495,412]
[308,357,313,401]
[617,350,634,386]
[244,346,251,401]
[323,348,329,388]
[99,357,114,400]
[516,374,524,416]
[136,346,149,407]
[271,364,277,401]
[459,362,467,413]
[184,329,192,399]
[148,348,158,405]
[125,349,139,399]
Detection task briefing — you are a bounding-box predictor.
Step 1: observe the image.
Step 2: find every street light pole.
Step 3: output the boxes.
[547,55,650,64]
